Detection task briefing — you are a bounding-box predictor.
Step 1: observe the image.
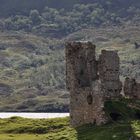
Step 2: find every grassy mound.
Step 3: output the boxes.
[0,99,140,140]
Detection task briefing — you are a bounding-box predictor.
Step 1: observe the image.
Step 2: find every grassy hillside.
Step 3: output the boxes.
[0,31,68,112]
[0,1,139,112]
[0,99,140,140]
[0,24,140,112]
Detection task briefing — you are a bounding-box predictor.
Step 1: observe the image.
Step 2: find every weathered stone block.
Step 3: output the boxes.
[124,77,140,98]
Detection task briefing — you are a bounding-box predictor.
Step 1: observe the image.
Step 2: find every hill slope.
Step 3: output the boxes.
[0,24,140,112]
[0,0,140,112]
[0,31,68,112]
[0,0,140,17]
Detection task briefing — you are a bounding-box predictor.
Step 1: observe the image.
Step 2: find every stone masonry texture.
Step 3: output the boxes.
[66,42,123,127]
[124,77,140,99]
[98,50,122,99]
[66,42,139,127]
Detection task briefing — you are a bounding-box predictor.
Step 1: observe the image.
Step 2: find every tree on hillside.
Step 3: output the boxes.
[29,9,42,25]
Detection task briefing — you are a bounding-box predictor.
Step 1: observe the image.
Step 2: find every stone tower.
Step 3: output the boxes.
[98,50,122,99]
[66,42,122,127]
[66,42,106,127]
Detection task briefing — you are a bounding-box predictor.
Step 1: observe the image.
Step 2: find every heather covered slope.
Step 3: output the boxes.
[0,0,140,112]
[0,31,68,112]
[0,99,140,140]
[0,24,140,112]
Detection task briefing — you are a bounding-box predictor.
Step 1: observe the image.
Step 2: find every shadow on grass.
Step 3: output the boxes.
[75,121,140,140]
[73,99,140,139]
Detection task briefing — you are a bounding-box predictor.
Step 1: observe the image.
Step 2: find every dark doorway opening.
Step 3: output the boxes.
[87,95,93,105]
[110,112,122,121]
[135,111,140,119]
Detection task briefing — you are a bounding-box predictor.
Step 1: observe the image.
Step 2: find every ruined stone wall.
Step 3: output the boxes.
[124,77,140,99]
[66,42,98,90]
[98,50,122,99]
[66,42,122,127]
[66,42,107,127]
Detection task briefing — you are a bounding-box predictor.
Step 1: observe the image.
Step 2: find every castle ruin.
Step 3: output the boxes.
[124,77,140,99]
[98,50,122,99]
[66,42,122,127]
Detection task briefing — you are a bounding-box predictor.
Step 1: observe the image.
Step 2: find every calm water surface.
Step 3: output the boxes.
[0,113,69,119]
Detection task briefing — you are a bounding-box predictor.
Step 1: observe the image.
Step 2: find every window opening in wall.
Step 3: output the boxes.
[87,95,93,105]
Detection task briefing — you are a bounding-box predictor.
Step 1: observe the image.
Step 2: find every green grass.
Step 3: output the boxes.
[0,99,140,140]
[0,117,139,140]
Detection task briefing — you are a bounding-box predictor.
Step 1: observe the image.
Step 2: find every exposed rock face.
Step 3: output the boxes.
[66,42,122,127]
[98,50,122,98]
[124,77,140,98]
